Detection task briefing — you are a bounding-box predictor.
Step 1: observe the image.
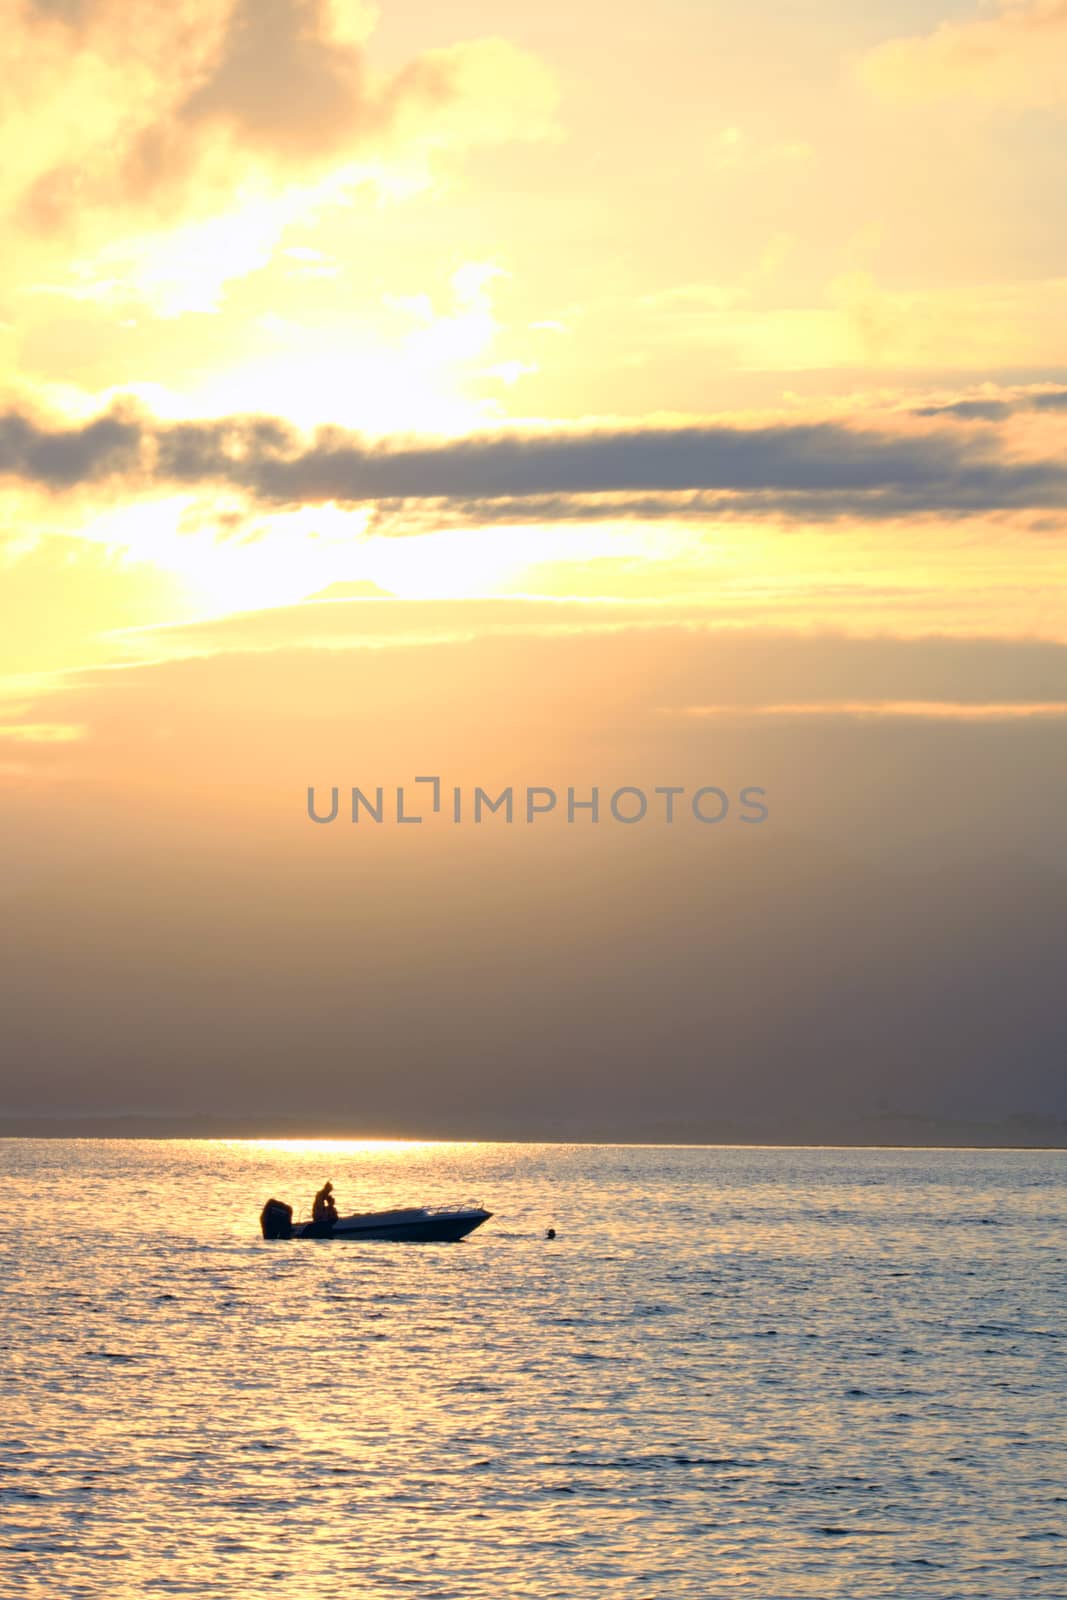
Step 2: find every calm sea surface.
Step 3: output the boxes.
[0,1141,1064,1598]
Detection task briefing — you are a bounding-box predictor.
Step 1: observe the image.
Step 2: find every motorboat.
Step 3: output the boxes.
[260,1197,491,1242]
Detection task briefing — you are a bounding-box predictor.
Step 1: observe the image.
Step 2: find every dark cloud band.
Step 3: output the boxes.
[4,401,1067,522]
[913,386,1067,421]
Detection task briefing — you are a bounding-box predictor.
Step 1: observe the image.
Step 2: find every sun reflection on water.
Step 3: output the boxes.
[234,1138,479,1157]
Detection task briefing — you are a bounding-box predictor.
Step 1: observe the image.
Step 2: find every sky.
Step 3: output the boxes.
[2,0,1066,1137]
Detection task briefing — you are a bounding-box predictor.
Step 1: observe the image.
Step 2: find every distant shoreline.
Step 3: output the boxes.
[2,1116,1065,1149]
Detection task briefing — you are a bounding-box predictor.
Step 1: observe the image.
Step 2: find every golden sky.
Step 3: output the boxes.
[2,0,1066,1133]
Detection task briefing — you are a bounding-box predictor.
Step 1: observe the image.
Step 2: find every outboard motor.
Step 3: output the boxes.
[260,1198,293,1240]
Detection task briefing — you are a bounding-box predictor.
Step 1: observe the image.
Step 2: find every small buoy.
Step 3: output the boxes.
[545,1227,556,1240]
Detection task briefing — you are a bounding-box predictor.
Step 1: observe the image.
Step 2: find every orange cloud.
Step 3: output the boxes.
[668,700,1067,721]
[860,0,1067,109]
[13,0,557,230]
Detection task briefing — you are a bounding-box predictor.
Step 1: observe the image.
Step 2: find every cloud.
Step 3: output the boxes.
[595,268,1067,375]
[17,613,1067,743]
[23,0,90,20]
[0,720,86,741]
[0,407,142,485]
[913,398,1016,422]
[860,0,1067,110]
[175,0,389,163]
[14,0,557,227]
[670,700,1067,722]
[70,599,1067,707]
[707,126,814,172]
[912,386,1067,421]
[4,400,1067,524]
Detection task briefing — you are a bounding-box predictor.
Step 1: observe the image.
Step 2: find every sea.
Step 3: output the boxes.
[0,1140,1064,1598]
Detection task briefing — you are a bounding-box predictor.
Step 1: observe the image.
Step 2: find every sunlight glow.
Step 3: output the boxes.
[185,260,519,435]
[236,1139,480,1156]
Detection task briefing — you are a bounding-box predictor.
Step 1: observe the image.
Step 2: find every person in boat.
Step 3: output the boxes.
[312,1181,339,1226]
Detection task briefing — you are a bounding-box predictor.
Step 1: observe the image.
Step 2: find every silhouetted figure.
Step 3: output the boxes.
[545,1227,556,1240]
[312,1181,339,1227]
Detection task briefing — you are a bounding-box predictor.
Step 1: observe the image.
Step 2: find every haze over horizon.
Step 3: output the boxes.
[2,0,1066,1140]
